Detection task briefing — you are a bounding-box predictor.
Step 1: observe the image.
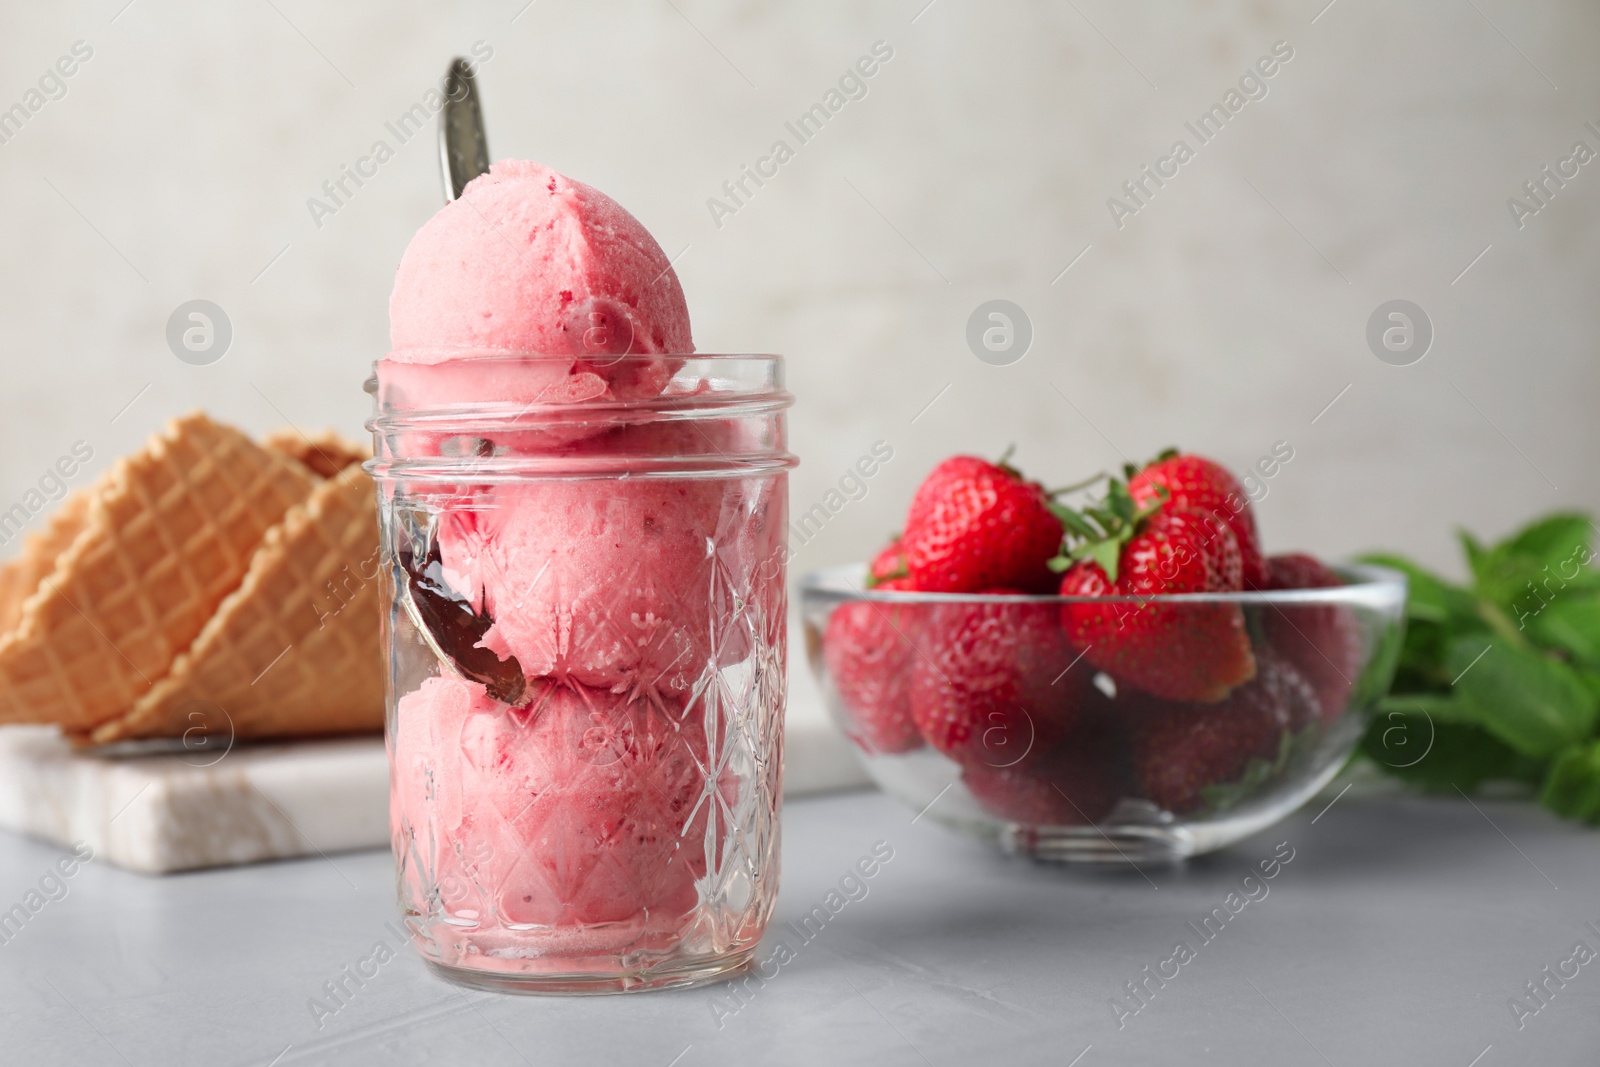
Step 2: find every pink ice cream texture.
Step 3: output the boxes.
[393,675,716,948]
[387,158,692,404]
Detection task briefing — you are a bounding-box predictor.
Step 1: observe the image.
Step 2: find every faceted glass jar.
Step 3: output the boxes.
[366,354,794,993]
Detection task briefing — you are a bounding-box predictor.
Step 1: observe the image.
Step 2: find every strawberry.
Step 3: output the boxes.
[1129,653,1314,814]
[1258,649,1321,731]
[1055,484,1255,702]
[1128,451,1268,590]
[822,577,925,755]
[909,596,1083,768]
[868,538,909,586]
[901,454,1063,594]
[963,758,1120,826]
[1261,553,1362,723]
[963,696,1129,825]
[963,765,1084,825]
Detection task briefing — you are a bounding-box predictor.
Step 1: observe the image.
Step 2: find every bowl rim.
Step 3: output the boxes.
[800,560,1408,606]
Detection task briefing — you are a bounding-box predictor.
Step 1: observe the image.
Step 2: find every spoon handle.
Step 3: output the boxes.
[438,57,490,202]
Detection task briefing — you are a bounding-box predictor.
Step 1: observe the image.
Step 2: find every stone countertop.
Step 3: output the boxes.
[3,786,1598,1065]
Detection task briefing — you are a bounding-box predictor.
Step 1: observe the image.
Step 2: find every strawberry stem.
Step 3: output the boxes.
[1045,471,1108,497]
[995,443,1019,477]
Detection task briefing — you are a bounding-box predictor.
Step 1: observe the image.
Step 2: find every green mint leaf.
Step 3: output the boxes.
[1448,636,1598,759]
[1357,552,1477,626]
[1540,741,1600,824]
[1377,692,1479,725]
[1495,512,1593,565]
[1358,552,1488,692]
[1458,530,1492,589]
[1464,512,1595,613]
[1525,595,1600,669]
[1361,710,1536,792]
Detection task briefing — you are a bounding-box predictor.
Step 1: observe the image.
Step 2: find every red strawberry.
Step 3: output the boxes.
[1261,553,1362,723]
[1129,653,1313,814]
[902,454,1063,593]
[1129,451,1267,590]
[822,577,924,755]
[963,758,1120,826]
[1058,504,1255,703]
[1257,650,1321,731]
[910,596,1082,768]
[868,538,909,586]
[963,694,1129,825]
[963,766,1083,824]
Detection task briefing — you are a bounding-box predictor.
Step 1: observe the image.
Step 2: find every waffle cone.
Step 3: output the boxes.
[0,487,97,635]
[262,427,370,479]
[0,414,317,733]
[89,463,383,745]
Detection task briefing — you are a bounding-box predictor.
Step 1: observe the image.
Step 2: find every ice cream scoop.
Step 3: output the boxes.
[392,674,716,946]
[388,157,704,691]
[389,160,693,382]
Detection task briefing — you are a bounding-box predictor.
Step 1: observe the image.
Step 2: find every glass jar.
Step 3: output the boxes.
[365,354,794,993]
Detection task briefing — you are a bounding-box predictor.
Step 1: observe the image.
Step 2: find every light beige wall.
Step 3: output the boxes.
[1,0,1595,574]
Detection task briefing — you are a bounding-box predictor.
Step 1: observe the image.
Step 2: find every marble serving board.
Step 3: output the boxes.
[0,666,869,875]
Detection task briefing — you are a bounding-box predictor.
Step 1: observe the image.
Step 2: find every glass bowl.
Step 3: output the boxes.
[801,563,1406,862]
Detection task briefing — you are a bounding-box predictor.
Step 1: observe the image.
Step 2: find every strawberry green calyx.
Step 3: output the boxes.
[866,534,909,588]
[1123,447,1180,482]
[1047,476,1166,583]
[866,559,909,588]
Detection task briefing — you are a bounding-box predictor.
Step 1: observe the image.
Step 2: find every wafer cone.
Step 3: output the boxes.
[0,413,317,733]
[89,463,384,744]
[262,427,370,479]
[0,487,97,634]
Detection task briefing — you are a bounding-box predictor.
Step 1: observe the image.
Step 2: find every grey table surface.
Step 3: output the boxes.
[2,785,1597,1067]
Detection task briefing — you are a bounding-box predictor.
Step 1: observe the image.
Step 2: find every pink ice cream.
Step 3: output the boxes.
[388,159,691,403]
[435,418,782,701]
[393,676,719,954]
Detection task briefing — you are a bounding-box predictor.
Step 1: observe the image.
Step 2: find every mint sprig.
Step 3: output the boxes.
[1541,740,1600,822]
[1359,511,1600,825]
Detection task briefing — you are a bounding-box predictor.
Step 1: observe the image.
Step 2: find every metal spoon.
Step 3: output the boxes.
[438,56,490,202]
[394,59,526,702]
[399,540,527,705]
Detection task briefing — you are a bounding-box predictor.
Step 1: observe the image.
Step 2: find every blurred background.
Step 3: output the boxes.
[1,0,1595,576]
